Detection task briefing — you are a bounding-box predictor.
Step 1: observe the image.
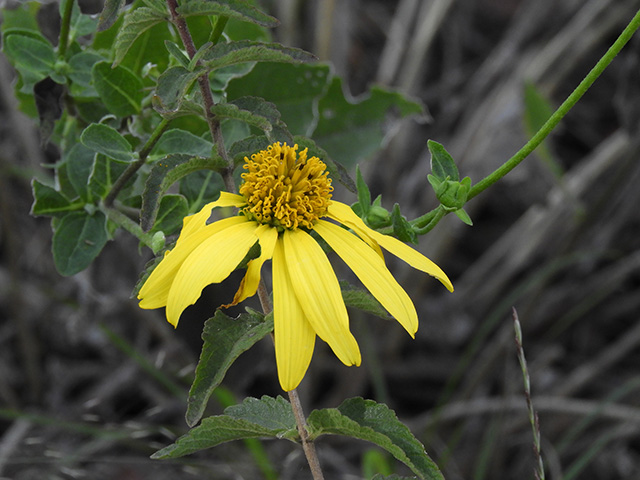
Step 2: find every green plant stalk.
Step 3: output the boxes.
[209,15,229,45]
[104,117,171,208]
[57,0,75,58]
[467,8,640,201]
[103,206,158,249]
[413,205,445,235]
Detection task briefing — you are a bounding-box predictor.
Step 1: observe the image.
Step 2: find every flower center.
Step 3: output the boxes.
[239,143,333,230]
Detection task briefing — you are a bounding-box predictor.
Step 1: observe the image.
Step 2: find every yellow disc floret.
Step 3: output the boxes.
[240,143,333,230]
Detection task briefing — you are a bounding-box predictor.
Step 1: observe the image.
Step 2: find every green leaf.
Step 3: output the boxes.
[65,143,97,202]
[120,21,172,76]
[150,194,189,235]
[227,63,331,136]
[153,395,295,459]
[427,140,458,182]
[228,135,272,166]
[211,97,287,140]
[3,33,55,76]
[199,40,316,72]
[150,129,213,157]
[356,165,371,215]
[67,51,105,90]
[180,170,225,210]
[31,179,81,217]
[113,6,166,66]
[293,136,356,193]
[153,66,199,114]
[454,208,473,226]
[340,281,390,320]
[141,154,226,231]
[314,78,424,166]
[308,398,444,480]
[88,154,129,199]
[80,123,136,163]
[92,61,144,117]
[97,0,126,31]
[391,204,417,244]
[185,310,274,426]
[371,475,418,480]
[177,0,278,27]
[164,41,190,69]
[52,211,109,276]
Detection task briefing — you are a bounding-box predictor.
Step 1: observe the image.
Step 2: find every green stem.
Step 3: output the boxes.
[104,118,171,208]
[103,206,158,250]
[209,16,229,45]
[57,0,75,58]
[467,8,640,201]
[413,206,445,235]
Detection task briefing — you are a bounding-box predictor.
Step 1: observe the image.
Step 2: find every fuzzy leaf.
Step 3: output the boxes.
[228,135,272,166]
[150,194,189,235]
[113,6,166,66]
[3,33,55,75]
[224,396,296,434]
[141,154,226,231]
[308,398,444,480]
[153,66,199,113]
[52,211,109,276]
[340,281,391,320]
[92,61,144,117]
[97,0,126,31]
[80,123,136,163]
[177,0,278,27]
[65,143,97,202]
[198,40,316,72]
[186,310,274,427]
[211,96,284,137]
[31,179,81,217]
[427,140,459,182]
[150,129,213,157]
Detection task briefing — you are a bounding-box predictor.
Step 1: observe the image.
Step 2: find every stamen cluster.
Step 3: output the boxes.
[239,143,333,230]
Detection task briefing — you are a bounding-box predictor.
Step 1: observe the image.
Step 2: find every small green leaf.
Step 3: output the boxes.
[92,61,144,117]
[88,154,129,199]
[177,0,278,27]
[225,396,296,434]
[164,41,190,68]
[454,208,473,226]
[427,140,459,182]
[3,33,55,75]
[356,166,371,215]
[67,51,105,89]
[211,96,286,139]
[185,310,274,427]
[141,154,226,231]
[113,6,166,66]
[314,78,424,166]
[31,179,80,216]
[150,194,189,235]
[52,210,109,276]
[97,0,126,31]
[391,204,417,244]
[199,40,316,72]
[154,66,199,113]
[65,143,97,202]
[308,398,444,480]
[340,281,390,320]
[81,123,136,163]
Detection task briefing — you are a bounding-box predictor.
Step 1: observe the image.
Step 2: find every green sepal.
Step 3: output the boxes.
[177,0,278,27]
[155,395,296,459]
[113,6,167,66]
[454,208,473,226]
[307,398,444,480]
[80,123,136,163]
[391,204,417,243]
[141,154,227,231]
[52,210,109,276]
[92,61,144,117]
[427,175,471,212]
[340,281,390,320]
[97,0,126,32]
[198,40,316,72]
[185,310,274,426]
[150,194,189,236]
[427,140,459,182]
[31,179,82,217]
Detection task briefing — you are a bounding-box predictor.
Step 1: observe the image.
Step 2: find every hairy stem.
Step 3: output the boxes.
[166,0,235,192]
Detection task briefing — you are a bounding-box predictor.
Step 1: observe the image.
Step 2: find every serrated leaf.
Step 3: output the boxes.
[97,0,126,31]
[150,128,213,157]
[211,96,282,135]
[185,310,274,426]
[141,154,226,231]
[314,78,424,167]
[199,40,316,72]
[52,210,109,276]
[427,140,458,182]
[340,281,390,320]
[150,194,189,235]
[113,6,166,66]
[31,179,81,217]
[92,61,144,117]
[81,123,136,162]
[177,0,278,27]
[308,398,444,480]
[65,143,97,202]
[228,135,272,166]
[227,62,331,136]
[293,136,356,193]
[225,396,296,433]
[3,33,55,75]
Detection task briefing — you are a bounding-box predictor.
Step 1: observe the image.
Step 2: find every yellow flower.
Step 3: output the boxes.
[138,143,453,391]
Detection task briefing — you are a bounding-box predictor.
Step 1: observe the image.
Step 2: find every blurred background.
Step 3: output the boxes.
[1,0,640,478]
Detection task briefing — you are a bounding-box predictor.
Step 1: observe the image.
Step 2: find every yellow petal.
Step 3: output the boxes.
[314,220,418,336]
[326,201,383,258]
[181,192,246,238]
[272,239,316,391]
[328,200,454,292]
[282,229,361,367]
[138,216,248,310]
[165,220,259,326]
[229,224,278,306]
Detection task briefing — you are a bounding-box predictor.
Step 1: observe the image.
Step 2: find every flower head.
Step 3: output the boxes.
[138,143,453,391]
